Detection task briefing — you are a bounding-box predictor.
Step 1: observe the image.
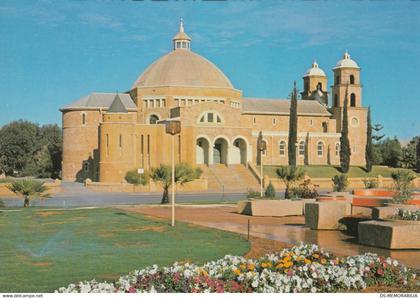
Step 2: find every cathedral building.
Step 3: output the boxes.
[60,20,367,183]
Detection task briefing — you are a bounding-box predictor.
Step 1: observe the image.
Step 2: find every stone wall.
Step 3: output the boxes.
[85,178,208,193]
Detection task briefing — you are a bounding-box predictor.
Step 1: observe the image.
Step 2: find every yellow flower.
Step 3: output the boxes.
[283,261,293,268]
[297,256,304,262]
[320,258,327,265]
[233,269,241,275]
[239,264,246,270]
[275,263,284,269]
[313,254,320,259]
[284,255,292,262]
[247,264,255,271]
[304,258,312,264]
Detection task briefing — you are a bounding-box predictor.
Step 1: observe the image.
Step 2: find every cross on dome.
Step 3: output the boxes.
[173,18,191,51]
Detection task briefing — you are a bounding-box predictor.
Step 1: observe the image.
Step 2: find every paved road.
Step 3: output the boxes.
[1,182,330,208]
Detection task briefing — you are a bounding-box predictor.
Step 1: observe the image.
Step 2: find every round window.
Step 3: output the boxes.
[351,117,359,127]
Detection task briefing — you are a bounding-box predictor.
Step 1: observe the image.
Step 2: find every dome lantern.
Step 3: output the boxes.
[173,18,191,51]
[333,50,360,69]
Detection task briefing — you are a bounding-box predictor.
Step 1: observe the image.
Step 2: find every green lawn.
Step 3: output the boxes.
[0,208,249,292]
[263,165,418,179]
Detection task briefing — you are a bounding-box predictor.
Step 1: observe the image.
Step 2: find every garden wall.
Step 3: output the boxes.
[85,178,208,193]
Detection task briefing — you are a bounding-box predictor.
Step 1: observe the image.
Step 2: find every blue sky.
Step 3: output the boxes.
[0,0,419,140]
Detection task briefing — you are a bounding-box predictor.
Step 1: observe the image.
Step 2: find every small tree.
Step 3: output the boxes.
[288,82,298,166]
[365,106,373,172]
[340,84,351,173]
[275,166,305,199]
[265,182,276,199]
[151,163,202,204]
[125,169,149,186]
[332,174,348,192]
[7,179,49,208]
[391,170,416,203]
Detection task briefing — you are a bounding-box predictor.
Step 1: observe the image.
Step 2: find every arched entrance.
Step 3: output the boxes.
[196,137,210,165]
[232,137,248,165]
[213,137,228,165]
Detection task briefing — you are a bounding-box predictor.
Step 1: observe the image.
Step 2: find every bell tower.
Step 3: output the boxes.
[331,51,362,108]
[301,60,328,105]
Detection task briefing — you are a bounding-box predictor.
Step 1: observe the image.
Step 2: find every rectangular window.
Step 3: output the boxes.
[253,117,256,124]
[106,134,109,156]
[208,113,214,122]
[141,135,144,154]
[272,118,276,125]
[147,134,150,154]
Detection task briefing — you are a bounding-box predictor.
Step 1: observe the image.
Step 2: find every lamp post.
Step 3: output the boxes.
[165,120,181,227]
[257,133,266,197]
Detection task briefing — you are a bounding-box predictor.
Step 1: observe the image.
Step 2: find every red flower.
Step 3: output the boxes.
[377,268,384,276]
[128,287,136,293]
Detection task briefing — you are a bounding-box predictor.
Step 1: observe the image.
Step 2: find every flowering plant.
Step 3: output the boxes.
[56,243,416,293]
[391,208,420,221]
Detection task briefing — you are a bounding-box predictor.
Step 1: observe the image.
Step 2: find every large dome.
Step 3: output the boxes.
[132,49,234,89]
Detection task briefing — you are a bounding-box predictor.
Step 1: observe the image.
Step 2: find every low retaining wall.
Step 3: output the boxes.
[237,199,303,217]
[85,178,208,193]
[0,179,62,198]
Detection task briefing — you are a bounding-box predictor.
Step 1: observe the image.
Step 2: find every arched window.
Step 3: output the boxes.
[335,75,340,85]
[149,114,159,124]
[317,82,322,90]
[81,113,86,125]
[350,75,355,84]
[198,111,223,124]
[279,141,286,156]
[298,141,305,156]
[317,141,324,157]
[350,93,356,107]
[335,143,340,156]
[334,94,338,107]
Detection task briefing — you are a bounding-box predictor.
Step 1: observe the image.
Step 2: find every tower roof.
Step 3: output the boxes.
[334,51,360,69]
[303,60,326,77]
[108,93,128,113]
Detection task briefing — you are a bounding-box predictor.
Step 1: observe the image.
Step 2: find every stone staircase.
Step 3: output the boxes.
[199,164,260,192]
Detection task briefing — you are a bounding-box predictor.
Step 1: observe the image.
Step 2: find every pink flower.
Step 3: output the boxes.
[128,287,136,293]
[377,268,384,276]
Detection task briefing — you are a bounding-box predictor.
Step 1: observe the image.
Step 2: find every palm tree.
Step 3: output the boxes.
[275,166,305,199]
[7,179,49,207]
[150,163,202,204]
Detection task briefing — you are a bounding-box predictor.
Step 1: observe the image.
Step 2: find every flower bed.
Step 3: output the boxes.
[56,243,416,293]
[390,208,420,221]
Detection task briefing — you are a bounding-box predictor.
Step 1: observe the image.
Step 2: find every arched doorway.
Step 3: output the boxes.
[232,138,247,165]
[213,137,228,165]
[196,137,210,165]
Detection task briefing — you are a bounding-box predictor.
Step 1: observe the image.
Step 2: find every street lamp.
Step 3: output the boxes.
[257,132,266,197]
[165,120,181,227]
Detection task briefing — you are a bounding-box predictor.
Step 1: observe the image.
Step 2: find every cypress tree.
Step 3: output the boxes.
[340,84,351,173]
[365,106,373,172]
[288,81,298,166]
[416,138,420,173]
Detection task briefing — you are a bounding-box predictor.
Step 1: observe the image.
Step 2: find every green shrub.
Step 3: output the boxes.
[290,179,319,199]
[247,189,260,199]
[362,178,378,189]
[332,174,348,192]
[264,182,276,199]
[125,169,149,186]
[391,170,416,204]
[275,166,305,199]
